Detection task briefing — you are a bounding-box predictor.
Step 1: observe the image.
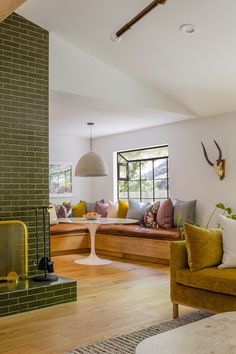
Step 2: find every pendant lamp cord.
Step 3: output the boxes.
[90,124,93,152]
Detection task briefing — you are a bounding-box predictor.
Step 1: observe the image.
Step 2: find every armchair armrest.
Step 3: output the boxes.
[170,241,188,274]
[170,241,189,318]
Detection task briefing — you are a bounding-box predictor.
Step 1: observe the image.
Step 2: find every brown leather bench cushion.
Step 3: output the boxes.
[97,224,180,240]
[51,223,180,241]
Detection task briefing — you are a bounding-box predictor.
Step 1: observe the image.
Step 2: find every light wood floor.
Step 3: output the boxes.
[0,254,193,354]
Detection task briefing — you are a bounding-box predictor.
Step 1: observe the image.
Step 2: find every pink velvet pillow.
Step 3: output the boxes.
[96,201,108,217]
[143,201,160,228]
[156,198,173,229]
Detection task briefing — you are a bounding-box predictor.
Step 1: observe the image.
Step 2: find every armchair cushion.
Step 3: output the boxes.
[184,223,223,271]
[176,267,236,296]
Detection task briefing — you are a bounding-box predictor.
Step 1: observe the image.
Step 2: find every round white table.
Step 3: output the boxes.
[62,217,138,266]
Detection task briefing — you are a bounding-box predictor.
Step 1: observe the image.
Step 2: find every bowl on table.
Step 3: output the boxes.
[82,213,101,220]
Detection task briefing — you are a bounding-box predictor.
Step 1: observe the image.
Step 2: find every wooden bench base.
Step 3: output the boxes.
[51,233,170,264]
[51,233,89,256]
[96,233,170,264]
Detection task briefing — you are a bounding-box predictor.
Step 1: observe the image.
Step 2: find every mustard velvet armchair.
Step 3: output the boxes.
[170,241,236,318]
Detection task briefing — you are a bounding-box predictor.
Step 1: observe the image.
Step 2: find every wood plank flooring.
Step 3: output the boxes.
[0,254,193,354]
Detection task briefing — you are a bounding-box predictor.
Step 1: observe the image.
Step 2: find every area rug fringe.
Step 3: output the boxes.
[67,311,211,354]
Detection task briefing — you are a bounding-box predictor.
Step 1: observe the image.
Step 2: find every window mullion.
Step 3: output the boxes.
[127,162,130,200]
[139,161,141,202]
[152,160,155,202]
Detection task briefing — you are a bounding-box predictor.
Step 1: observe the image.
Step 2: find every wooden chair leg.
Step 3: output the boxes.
[173,303,179,319]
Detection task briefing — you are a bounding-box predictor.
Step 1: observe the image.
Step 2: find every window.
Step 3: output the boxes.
[117,146,169,203]
[49,163,73,196]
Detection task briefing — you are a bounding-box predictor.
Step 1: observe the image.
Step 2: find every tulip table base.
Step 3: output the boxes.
[75,254,112,266]
[58,217,138,266]
[74,222,112,265]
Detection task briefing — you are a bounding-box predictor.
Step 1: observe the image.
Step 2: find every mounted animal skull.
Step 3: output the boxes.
[201,140,225,180]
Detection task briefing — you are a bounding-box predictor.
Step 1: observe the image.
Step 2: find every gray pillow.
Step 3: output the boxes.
[86,199,104,213]
[127,200,150,224]
[86,203,96,213]
[173,199,197,227]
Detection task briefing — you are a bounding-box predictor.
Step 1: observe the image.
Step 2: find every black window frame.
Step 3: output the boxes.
[117,145,169,202]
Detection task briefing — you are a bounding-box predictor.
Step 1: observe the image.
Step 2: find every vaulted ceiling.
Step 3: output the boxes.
[16,0,236,135]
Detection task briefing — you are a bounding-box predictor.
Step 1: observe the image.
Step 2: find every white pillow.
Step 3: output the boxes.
[218,214,236,268]
[107,201,118,218]
[49,204,58,225]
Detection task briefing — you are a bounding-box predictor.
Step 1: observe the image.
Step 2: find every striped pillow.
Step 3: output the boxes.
[156,198,173,229]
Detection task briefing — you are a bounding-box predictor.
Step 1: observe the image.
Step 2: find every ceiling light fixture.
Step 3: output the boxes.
[111,0,167,42]
[75,123,108,177]
[179,24,196,34]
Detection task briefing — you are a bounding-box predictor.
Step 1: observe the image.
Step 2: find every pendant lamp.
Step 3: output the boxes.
[75,123,108,177]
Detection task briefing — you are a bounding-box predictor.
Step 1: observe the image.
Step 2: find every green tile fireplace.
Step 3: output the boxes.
[0,12,77,316]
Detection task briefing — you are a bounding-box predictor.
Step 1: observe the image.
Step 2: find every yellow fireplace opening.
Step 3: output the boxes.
[0,221,28,281]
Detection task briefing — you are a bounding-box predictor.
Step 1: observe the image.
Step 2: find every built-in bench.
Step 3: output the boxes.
[50,223,180,264]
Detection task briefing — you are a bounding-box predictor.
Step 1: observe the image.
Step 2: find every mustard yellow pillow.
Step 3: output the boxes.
[72,201,86,217]
[184,223,223,272]
[117,200,129,218]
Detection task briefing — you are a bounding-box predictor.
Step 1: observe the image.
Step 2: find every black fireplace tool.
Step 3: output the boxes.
[33,206,58,282]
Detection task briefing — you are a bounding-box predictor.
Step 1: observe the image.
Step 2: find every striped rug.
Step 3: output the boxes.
[68,311,211,354]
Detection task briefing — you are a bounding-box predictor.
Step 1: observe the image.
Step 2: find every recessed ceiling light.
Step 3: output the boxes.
[179,24,196,34]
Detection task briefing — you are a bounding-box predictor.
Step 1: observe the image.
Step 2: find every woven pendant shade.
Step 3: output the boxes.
[75,151,108,177]
[75,123,108,177]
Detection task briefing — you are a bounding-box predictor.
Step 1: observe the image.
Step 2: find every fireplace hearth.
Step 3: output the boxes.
[0,221,28,282]
[0,220,77,317]
[0,276,77,317]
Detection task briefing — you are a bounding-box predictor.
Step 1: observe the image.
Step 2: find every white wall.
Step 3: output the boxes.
[92,113,236,226]
[49,134,92,205]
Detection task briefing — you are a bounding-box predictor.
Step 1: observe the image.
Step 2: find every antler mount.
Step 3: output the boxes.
[201,140,225,180]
